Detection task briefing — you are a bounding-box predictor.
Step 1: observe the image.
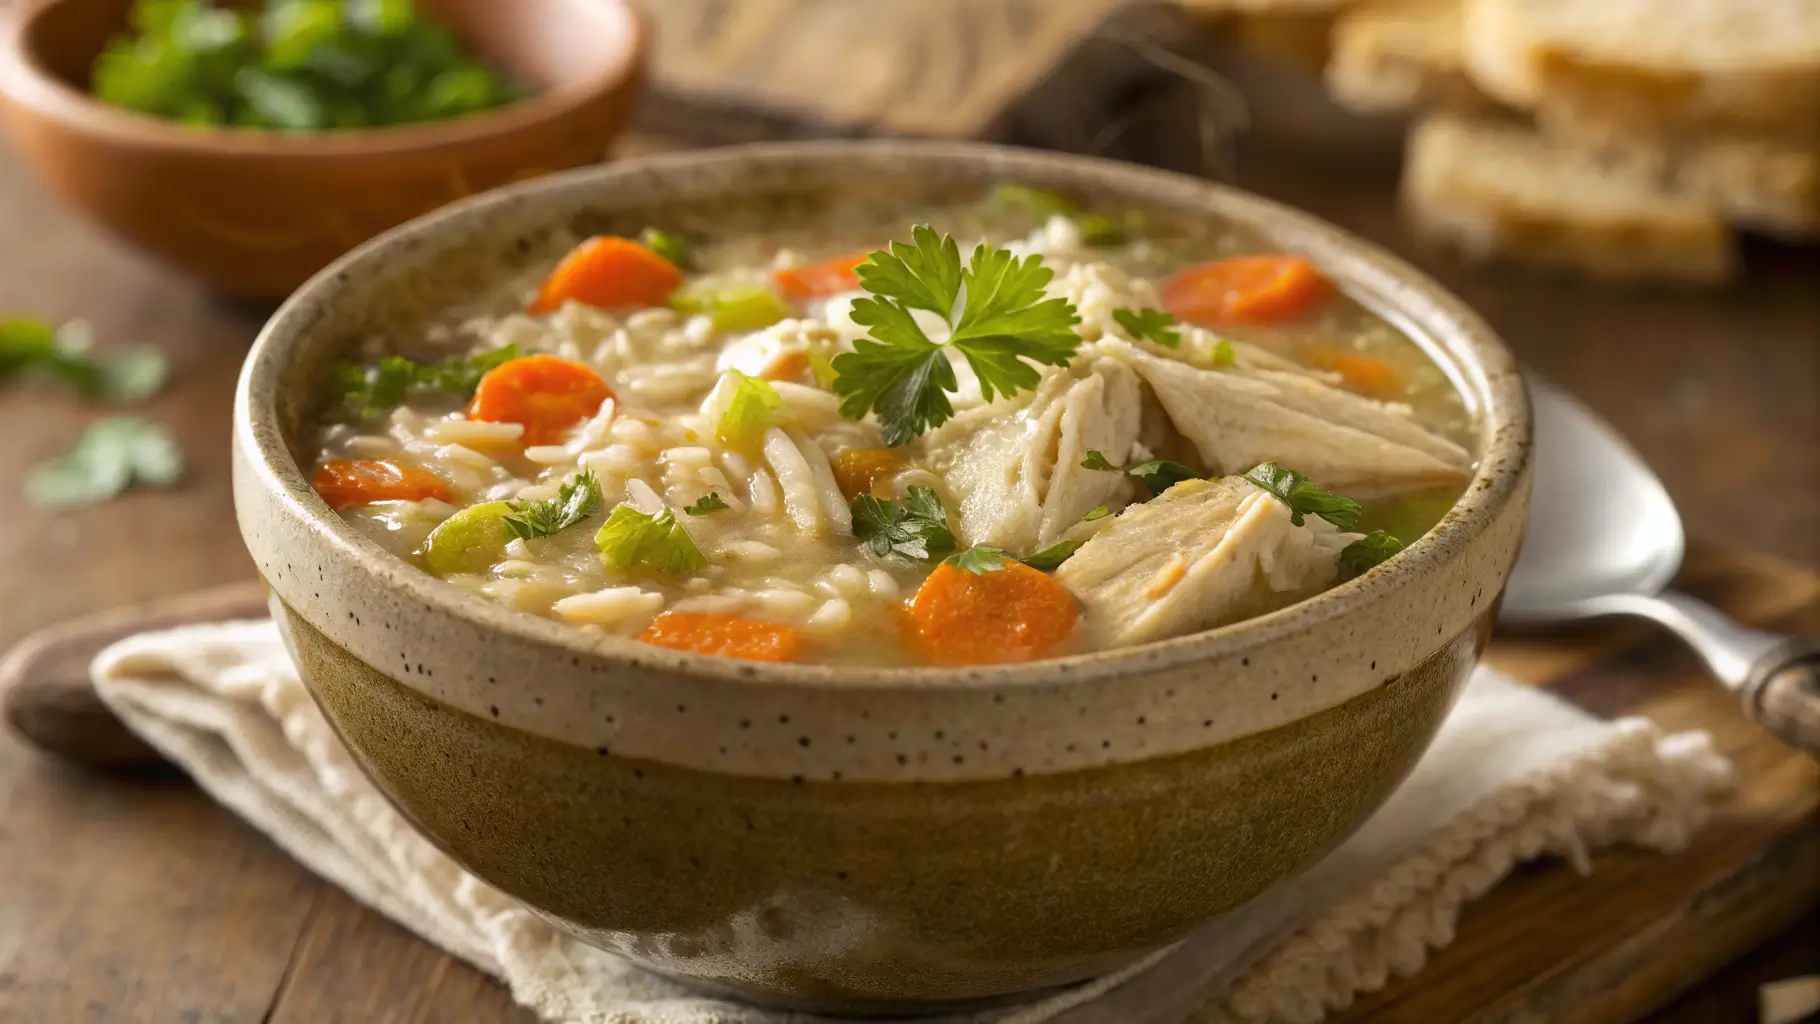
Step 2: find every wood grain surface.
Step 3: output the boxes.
[1,1,1818,1020]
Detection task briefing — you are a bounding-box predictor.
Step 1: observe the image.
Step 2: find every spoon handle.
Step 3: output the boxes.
[1580,590,1820,754]
[1740,640,1820,755]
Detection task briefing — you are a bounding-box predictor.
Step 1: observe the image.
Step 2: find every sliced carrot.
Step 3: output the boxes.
[528,236,682,314]
[832,448,906,500]
[640,611,807,662]
[758,348,813,384]
[312,459,451,510]
[772,250,873,300]
[904,559,1079,665]
[467,355,614,446]
[1309,348,1403,398]
[1161,255,1329,326]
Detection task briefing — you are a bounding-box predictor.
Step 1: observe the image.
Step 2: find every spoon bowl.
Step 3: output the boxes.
[1500,374,1820,752]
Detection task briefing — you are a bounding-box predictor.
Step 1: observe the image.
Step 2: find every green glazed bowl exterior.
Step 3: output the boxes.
[232,142,1532,1015]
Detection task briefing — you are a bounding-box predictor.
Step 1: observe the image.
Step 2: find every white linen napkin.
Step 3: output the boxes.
[92,621,1734,1024]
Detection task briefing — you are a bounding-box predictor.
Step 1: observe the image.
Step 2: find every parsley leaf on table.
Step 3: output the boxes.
[944,544,1010,575]
[503,469,600,540]
[1020,539,1083,572]
[1340,530,1405,578]
[335,343,518,418]
[851,485,956,562]
[1,318,170,402]
[1243,462,1362,530]
[26,417,183,508]
[1080,449,1204,494]
[684,492,730,516]
[832,226,1082,445]
[1112,307,1181,349]
[594,504,708,576]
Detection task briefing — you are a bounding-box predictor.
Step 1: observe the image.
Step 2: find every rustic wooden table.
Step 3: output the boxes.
[1,93,1817,1024]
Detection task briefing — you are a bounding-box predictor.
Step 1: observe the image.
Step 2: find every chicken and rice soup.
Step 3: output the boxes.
[309,186,1475,667]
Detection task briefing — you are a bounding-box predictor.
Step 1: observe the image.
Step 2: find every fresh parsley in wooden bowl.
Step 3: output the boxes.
[0,0,646,300]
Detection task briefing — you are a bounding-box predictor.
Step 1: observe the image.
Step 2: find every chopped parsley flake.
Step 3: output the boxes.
[944,544,1010,575]
[851,485,956,562]
[503,469,600,540]
[1243,462,1362,530]
[684,492,730,516]
[1112,307,1181,349]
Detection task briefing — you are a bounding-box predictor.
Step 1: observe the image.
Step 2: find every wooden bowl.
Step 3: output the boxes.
[233,141,1532,1014]
[0,0,646,300]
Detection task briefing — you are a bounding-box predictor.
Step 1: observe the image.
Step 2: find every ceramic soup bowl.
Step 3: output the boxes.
[233,141,1531,1015]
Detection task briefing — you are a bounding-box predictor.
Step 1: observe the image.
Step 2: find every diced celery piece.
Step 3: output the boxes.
[670,282,793,332]
[420,500,516,576]
[715,370,782,448]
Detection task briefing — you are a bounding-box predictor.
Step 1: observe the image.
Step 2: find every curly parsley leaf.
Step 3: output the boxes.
[1080,449,1204,494]
[1113,307,1181,349]
[26,416,183,508]
[1021,539,1083,572]
[1340,530,1405,578]
[594,503,707,576]
[1082,504,1111,522]
[504,469,600,540]
[851,485,956,562]
[832,227,1081,444]
[684,492,730,516]
[854,224,964,318]
[336,344,518,418]
[1243,462,1363,530]
[944,544,1009,575]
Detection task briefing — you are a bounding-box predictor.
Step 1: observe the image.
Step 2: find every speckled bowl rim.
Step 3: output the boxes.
[237,140,1530,692]
[0,0,645,156]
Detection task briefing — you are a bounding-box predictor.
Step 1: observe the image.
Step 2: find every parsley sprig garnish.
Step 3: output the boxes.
[335,344,519,418]
[1242,462,1362,530]
[1340,530,1405,578]
[831,225,1082,446]
[1112,307,1180,349]
[1081,449,1204,494]
[851,485,956,562]
[504,469,600,540]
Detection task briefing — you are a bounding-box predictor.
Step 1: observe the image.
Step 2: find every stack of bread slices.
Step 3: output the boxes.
[1319,0,1820,284]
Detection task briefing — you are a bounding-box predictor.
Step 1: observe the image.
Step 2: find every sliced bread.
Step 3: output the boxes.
[1326,0,1493,114]
[1402,113,1737,285]
[1462,0,1820,141]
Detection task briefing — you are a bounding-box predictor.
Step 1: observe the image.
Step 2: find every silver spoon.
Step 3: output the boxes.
[1499,375,1820,753]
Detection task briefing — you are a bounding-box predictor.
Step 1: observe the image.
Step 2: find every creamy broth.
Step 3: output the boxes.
[309,187,1475,667]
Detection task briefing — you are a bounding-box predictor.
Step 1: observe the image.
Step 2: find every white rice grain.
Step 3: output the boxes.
[424,418,525,448]
[754,588,816,619]
[624,478,666,514]
[748,468,780,517]
[552,587,665,627]
[523,445,574,466]
[671,594,750,615]
[805,598,853,638]
[823,564,867,598]
[867,569,901,599]
[716,540,780,564]
[345,434,400,457]
[662,446,714,469]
